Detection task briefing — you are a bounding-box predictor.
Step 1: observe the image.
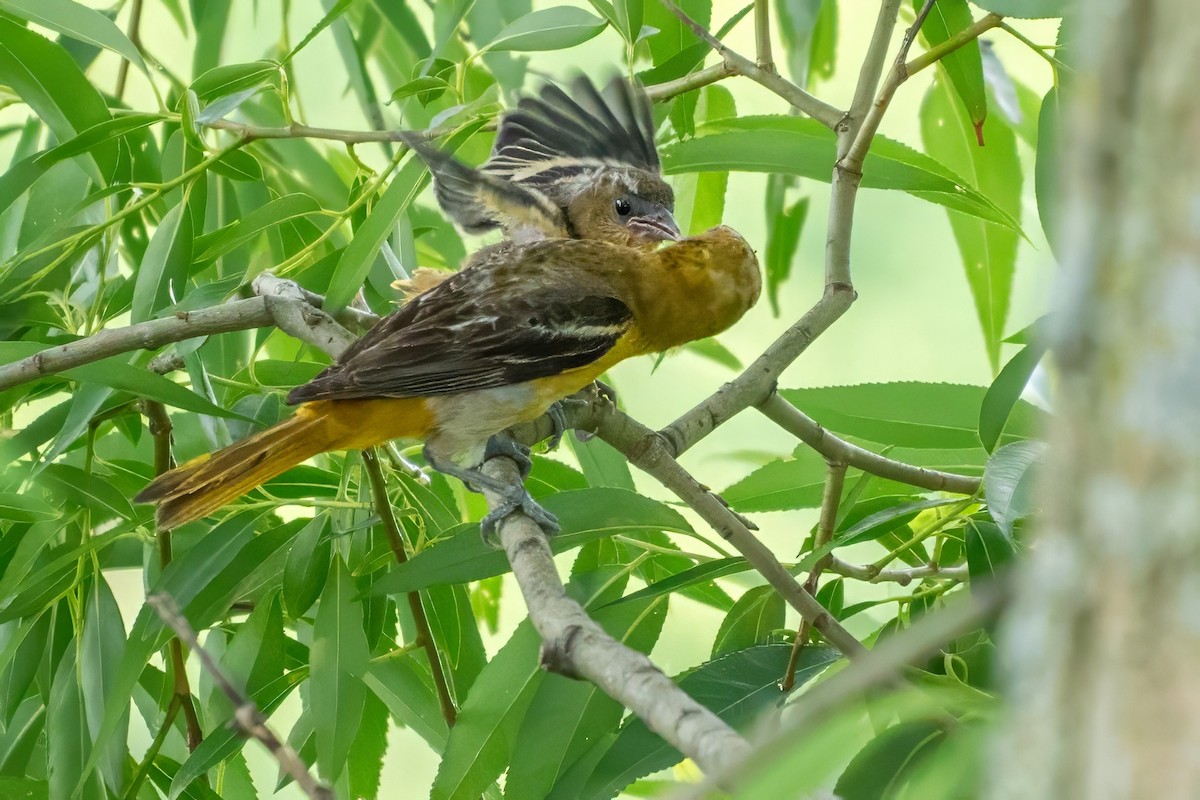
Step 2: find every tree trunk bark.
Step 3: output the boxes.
[990,2,1200,798]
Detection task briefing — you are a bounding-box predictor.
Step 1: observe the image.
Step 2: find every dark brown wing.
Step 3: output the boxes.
[286,245,632,403]
[484,76,660,186]
[400,133,568,239]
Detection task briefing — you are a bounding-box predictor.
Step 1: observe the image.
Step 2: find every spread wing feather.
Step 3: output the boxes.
[287,250,633,403]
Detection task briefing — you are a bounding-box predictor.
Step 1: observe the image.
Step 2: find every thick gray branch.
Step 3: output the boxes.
[480,457,751,777]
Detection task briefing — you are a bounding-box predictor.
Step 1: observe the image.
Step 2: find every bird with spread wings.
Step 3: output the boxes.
[137,77,759,538]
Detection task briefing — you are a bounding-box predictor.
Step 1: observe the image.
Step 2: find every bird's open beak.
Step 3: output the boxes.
[628,208,681,242]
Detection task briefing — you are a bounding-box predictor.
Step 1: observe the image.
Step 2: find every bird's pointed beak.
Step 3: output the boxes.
[628,207,681,242]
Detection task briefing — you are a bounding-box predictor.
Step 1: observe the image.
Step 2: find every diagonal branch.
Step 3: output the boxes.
[658,0,844,129]
[147,593,333,800]
[479,456,752,777]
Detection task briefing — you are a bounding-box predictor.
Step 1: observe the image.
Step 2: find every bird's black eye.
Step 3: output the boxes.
[614,197,632,216]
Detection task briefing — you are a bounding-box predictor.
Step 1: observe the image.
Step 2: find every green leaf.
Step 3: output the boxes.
[774,0,822,83]
[348,693,389,799]
[189,60,279,103]
[430,616,543,800]
[916,0,987,138]
[765,196,809,313]
[390,76,452,105]
[208,149,264,182]
[684,337,742,370]
[0,0,148,77]
[131,201,194,324]
[642,0,710,65]
[170,668,309,799]
[711,586,784,657]
[834,497,962,548]
[364,656,449,751]
[0,493,58,522]
[780,382,1047,449]
[1034,87,1062,257]
[983,440,1045,535]
[920,74,1021,371]
[581,645,840,798]
[483,7,608,52]
[0,778,47,800]
[80,577,128,794]
[979,341,1047,452]
[604,557,750,608]
[720,445,828,513]
[48,648,105,800]
[57,357,239,419]
[505,593,667,799]
[311,555,369,784]
[965,518,1015,579]
[37,464,134,520]
[324,155,429,313]
[284,0,355,62]
[970,0,1065,17]
[0,18,116,181]
[0,114,163,217]
[282,516,330,618]
[368,489,693,595]
[568,436,636,490]
[194,193,323,262]
[834,720,944,799]
[662,116,1023,231]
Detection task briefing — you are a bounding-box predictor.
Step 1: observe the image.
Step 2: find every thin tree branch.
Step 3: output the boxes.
[845,8,1003,168]
[847,1,904,127]
[0,280,374,392]
[360,449,457,727]
[757,393,981,495]
[644,62,737,102]
[114,0,144,100]
[674,584,1006,799]
[479,456,752,777]
[659,0,844,129]
[825,556,968,585]
[141,400,204,752]
[753,0,774,71]
[783,460,846,689]
[575,406,868,659]
[146,593,333,800]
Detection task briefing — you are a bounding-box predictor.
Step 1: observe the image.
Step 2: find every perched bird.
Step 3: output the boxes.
[396,76,681,295]
[136,226,760,536]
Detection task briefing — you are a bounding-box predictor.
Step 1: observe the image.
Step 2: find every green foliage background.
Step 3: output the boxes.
[0,0,1062,797]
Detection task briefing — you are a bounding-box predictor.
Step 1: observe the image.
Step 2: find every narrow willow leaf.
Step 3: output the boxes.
[194,193,323,262]
[368,489,693,595]
[208,149,263,182]
[131,202,193,323]
[0,18,116,181]
[80,578,127,794]
[983,440,1046,535]
[0,0,149,76]
[189,60,279,103]
[970,0,1064,17]
[965,519,1015,580]
[311,555,369,784]
[834,720,945,799]
[48,649,105,800]
[919,75,1021,370]
[1034,87,1061,258]
[779,382,1047,449]
[568,436,636,491]
[765,196,809,314]
[484,7,608,52]
[282,517,330,618]
[642,0,710,66]
[711,586,784,657]
[916,0,987,140]
[662,117,1023,232]
[505,594,668,799]
[580,645,840,798]
[978,340,1047,452]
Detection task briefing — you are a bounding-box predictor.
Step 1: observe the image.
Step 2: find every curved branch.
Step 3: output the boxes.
[479,456,752,777]
[757,393,981,495]
[658,0,844,129]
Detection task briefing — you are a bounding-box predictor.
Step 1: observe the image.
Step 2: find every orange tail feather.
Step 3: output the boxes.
[135,405,340,529]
